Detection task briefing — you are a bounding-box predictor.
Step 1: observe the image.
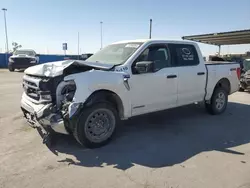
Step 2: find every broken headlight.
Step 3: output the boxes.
[39,91,52,101]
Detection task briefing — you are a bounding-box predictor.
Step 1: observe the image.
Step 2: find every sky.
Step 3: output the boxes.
[0,0,249,56]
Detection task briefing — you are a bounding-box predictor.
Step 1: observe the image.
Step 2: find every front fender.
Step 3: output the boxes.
[64,70,132,118]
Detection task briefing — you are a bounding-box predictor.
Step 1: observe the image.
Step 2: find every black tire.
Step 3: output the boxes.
[238,87,245,92]
[73,102,119,148]
[205,87,228,115]
[8,66,15,72]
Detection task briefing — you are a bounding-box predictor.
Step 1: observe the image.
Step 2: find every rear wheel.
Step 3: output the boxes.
[205,87,228,115]
[73,102,119,148]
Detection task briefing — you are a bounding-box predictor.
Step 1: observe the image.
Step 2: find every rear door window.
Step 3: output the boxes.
[168,44,199,66]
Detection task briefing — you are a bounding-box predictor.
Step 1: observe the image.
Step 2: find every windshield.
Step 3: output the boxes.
[243,59,250,72]
[86,43,142,65]
[14,50,35,56]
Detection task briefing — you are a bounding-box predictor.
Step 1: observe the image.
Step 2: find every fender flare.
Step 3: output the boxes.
[84,89,125,119]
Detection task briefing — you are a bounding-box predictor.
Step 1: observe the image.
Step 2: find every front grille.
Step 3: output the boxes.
[23,76,40,100]
[13,58,32,64]
[23,74,62,102]
[23,80,37,87]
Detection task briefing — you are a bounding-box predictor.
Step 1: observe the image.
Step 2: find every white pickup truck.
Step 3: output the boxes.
[21,39,241,148]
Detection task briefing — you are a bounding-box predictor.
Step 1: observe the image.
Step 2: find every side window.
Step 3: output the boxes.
[169,44,199,66]
[133,45,171,73]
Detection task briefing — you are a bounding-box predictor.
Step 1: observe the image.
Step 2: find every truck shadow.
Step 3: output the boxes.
[52,102,250,170]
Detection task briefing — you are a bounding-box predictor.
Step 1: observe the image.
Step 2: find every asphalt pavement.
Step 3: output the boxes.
[0,69,250,188]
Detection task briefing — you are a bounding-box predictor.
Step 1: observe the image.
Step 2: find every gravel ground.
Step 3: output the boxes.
[0,69,250,188]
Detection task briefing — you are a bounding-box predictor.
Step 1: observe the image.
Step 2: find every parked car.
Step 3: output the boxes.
[63,54,93,61]
[8,49,39,72]
[80,53,93,60]
[239,59,250,91]
[20,39,240,148]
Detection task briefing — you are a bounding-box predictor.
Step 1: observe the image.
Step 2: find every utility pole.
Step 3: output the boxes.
[100,21,103,49]
[149,19,152,39]
[2,8,9,53]
[77,32,80,59]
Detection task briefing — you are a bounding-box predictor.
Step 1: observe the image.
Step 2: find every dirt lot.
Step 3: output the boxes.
[0,69,250,188]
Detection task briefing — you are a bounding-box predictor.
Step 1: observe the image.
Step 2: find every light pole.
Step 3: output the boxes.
[100,21,103,49]
[77,32,80,59]
[149,19,152,39]
[2,8,9,53]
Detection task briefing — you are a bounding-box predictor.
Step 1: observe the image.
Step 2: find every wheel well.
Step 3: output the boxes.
[214,78,231,94]
[84,90,124,119]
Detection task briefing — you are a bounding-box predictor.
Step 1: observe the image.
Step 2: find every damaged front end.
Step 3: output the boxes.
[20,76,78,137]
[20,60,114,145]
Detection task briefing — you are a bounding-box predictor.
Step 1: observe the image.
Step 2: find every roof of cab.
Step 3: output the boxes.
[112,39,196,45]
[16,49,36,52]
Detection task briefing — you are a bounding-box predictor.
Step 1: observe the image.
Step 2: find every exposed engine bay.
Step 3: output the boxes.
[21,74,76,134]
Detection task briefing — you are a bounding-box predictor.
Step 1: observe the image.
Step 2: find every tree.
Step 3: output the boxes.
[12,42,22,52]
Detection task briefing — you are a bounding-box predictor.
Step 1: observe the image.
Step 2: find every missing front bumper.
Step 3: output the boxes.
[20,93,69,135]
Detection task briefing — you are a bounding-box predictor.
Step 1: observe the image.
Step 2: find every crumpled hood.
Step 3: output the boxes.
[24,60,114,77]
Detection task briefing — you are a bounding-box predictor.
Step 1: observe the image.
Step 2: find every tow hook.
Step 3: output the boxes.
[36,126,54,147]
[42,133,52,147]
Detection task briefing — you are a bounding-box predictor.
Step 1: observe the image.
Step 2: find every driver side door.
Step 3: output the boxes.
[129,44,178,116]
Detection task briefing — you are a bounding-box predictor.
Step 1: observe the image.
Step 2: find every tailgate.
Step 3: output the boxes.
[205,62,240,100]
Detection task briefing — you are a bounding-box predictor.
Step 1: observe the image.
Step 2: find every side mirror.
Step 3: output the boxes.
[36,54,40,57]
[134,61,154,74]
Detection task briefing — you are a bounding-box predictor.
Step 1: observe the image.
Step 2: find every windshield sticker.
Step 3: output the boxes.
[115,66,128,72]
[181,48,194,61]
[125,44,140,48]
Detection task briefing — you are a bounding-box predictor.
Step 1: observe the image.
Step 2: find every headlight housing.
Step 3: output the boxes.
[39,91,52,101]
[68,102,81,118]
[9,58,14,62]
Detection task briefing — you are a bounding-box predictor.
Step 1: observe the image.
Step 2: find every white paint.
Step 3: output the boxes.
[130,67,178,116]
[22,39,240,120]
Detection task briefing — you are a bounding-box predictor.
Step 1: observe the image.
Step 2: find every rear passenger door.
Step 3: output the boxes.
[168,44,207,106]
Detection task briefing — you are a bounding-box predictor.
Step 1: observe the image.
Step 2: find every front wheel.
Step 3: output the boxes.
[205,87,228,115]
[8,66,15,72]
[73,102,119,148]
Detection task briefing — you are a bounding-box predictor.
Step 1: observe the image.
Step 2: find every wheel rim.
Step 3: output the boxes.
[215,91,226,110]
[84,108,116,143]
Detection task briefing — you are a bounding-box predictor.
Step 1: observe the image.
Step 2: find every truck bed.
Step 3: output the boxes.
[205,61,240,100]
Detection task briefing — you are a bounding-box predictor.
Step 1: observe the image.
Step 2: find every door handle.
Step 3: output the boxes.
[197,72,205,75]
[166,75,177,79]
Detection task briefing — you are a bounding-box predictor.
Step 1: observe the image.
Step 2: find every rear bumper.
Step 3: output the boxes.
[20,93,69,134]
